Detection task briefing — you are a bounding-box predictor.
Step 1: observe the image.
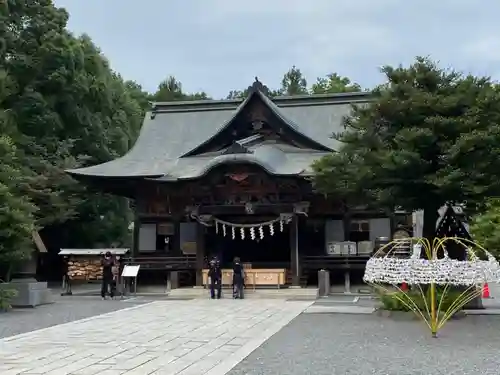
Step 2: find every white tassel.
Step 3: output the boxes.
[250,227,255,240]
[259,226,264,239]
[232,226,235,239]
[240,227,245,240]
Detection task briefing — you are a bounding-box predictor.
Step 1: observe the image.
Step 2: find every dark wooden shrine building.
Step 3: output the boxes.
[67,80,395,289]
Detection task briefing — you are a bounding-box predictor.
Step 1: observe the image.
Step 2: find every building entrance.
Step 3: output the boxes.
[204,216,291,268]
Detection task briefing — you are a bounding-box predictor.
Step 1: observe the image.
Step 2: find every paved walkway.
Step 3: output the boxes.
[0,300,313,375]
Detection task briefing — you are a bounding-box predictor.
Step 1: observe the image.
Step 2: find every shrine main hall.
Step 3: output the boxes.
[67,79,400,290]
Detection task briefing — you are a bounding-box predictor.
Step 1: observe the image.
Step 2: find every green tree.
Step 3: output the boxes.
[1,0,146,257]
[312,57,500,240]
[280,66,308,96]
[470,199,500,258]
[0,136,37,276]
[152,76,209,102]
[311,73,362,94]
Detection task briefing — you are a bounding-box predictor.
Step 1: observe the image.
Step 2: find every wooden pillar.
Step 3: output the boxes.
[195,223,205,287]
[132,216,140,257]
[342,213,351,242]
[173,219,181,255]
[290,215,300,287]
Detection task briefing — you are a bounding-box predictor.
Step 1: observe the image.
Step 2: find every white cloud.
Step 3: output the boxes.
[54,0,500,97]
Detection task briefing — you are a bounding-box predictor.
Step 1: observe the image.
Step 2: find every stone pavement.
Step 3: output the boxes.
[0,296,147,339]
[0,299,313,375]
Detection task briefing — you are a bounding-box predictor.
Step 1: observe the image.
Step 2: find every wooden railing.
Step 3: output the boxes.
[122,255,196,270]
[302,255,370,270]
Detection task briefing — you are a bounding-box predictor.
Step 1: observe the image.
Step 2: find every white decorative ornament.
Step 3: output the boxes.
[231,226,235,240]
[222,224,226,237]
[363,238,500,286]
[259,226,264,239]
[250,227,255,240]
[240,227,245,240]
[269,223,274,236]
[280,220,284,232]
[215,221,219,234]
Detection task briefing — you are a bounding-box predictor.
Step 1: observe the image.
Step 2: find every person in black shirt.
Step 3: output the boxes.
[208,258,222,299]
[61,256,72,296]
[232,257,245,299]
[101,251,115,299]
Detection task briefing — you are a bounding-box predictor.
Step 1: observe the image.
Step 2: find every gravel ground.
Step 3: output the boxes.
[0,295,147,339]
[228,313,500,375]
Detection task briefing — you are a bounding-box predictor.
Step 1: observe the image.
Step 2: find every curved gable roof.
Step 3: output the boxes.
[182,84,331,157]
[66,86,370,179]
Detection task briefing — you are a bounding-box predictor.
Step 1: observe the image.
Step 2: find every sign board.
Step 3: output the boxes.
[341,241,357,255]
[122,265,140,278]
[327,242,341,255]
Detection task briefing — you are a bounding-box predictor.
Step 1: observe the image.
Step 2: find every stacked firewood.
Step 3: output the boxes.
[67,258,103,280]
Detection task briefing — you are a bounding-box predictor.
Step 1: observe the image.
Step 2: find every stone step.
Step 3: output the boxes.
[168,287,318,300]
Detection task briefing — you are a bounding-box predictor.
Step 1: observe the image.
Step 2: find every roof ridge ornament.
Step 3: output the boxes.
[248,77,270,96]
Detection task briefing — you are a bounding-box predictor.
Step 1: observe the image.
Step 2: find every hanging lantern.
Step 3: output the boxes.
[259,225,264,239]
[240,227,245,240]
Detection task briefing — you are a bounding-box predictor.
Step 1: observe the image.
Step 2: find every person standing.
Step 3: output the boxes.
[208,258,222,299]
[61,256,72,296]
[232,257,245,299]
[101,251,115,299]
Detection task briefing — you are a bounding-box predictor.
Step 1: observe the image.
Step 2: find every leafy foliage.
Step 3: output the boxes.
[0,136,37,268]
[280,66,308,96]
[152,76,210,102]
[226,67,362,99]
[0,0,153,268]
[470,198,500,258]
[312,57,500,237]
[378,288,463,312]
[0,287,18,311]
[311,73,362,94]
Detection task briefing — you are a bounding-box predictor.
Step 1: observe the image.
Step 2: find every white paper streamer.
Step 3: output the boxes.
[364,241,500,286]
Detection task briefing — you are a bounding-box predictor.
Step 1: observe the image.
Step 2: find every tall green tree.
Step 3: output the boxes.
[313,57,500,240]
[152,76,209,102]
[311,73,362,94]
[280,66,308,96]
[0,136,37,275]
[1,0,147,260]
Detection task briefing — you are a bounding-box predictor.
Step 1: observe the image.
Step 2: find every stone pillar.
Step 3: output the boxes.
[166,271,179,290]
[318,269,330,297]
[290,215,300,287]
[195,223,205,287]
[344,271,351,294]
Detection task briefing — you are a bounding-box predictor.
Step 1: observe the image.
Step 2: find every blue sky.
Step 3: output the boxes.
[54,0,500,99]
